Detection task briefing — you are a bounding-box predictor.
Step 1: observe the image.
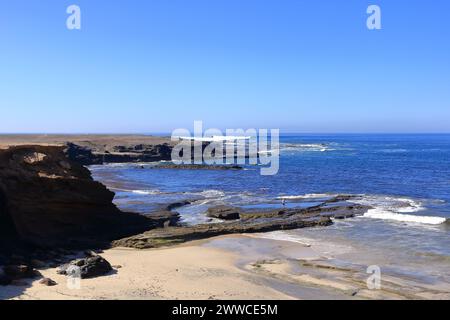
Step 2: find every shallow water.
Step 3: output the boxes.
[90,134,450,289]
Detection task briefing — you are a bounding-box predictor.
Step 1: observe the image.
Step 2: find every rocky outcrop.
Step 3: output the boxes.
[113,200,370,249]
[57,253,112,279]
[207,206,241,220]
[65,142,173,165]
[0,145,159,249]
[65,143,102,166]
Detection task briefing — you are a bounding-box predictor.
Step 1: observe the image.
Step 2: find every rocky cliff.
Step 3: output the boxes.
[65,142,173,165]
[0,145,156,249]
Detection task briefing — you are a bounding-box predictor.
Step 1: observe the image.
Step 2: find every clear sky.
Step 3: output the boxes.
[1,0,449,133]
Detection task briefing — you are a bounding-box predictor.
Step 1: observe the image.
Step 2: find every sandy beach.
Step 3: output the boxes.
[0,136,449,300]
[3,234,447,300]
[2,237,292,300]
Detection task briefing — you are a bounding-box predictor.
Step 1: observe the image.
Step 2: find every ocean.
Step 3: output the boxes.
[90,134,450,287]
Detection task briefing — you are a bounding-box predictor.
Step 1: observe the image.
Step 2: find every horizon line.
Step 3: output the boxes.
[1,132,450,136]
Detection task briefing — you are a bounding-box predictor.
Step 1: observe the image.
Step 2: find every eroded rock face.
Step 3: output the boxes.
[22,152,47,164]
[65,143,102,166]
[0,145,155,248]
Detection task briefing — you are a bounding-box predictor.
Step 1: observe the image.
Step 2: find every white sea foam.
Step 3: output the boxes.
[279,143,333,153]
[353,195,447,225]
[277,193,332,200]
[131,189,161,195]
[363,208,446,225]
[177,136,251,142]
[379,148,409,153]
[198,189,226,198]
[248,231,312,247]
[107,187,165,195]
[248,231,354,257]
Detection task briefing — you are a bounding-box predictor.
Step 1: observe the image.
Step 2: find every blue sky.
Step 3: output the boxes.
[0,0,449,133]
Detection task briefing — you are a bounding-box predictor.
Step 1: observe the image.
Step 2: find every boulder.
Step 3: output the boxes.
[39,277,57,286]
[207,206,241,220]
[58,254,112,279]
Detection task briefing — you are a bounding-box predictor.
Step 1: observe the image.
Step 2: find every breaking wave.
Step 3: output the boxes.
[352,195,447,225]
[131,189,161,195]
[363,208,447,225]
[197,189,226,198]
[277,193,333,200]
[279,143,332,153]
[276,193,448,226]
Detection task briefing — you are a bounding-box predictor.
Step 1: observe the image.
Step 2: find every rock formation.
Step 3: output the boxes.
[0,145,159,249]
[206,206,241,220]
[113,199,370,249]
[57,252,112,279]
[65,142,173,165]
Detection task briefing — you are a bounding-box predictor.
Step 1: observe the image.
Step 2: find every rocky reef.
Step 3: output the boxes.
[113,198,370,249]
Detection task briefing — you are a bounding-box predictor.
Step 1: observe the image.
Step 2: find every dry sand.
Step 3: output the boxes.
[3,234,446,300]
[2,238,292,300]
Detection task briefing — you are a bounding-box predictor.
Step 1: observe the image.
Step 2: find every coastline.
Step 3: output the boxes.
[1,134,449,300]
[2,236,292,300]
[4,234,449,300]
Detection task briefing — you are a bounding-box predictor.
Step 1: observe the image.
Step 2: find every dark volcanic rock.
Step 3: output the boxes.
[0,264,39,285]
[65,142,173,165]
[0,145,156,248]
[65,143,102,166]
[112,198,371,249]
[154,163,243,170]
[166,200,192,211]
[113,214,333,249]
[58,254,112,279]
[207,206,241,220]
